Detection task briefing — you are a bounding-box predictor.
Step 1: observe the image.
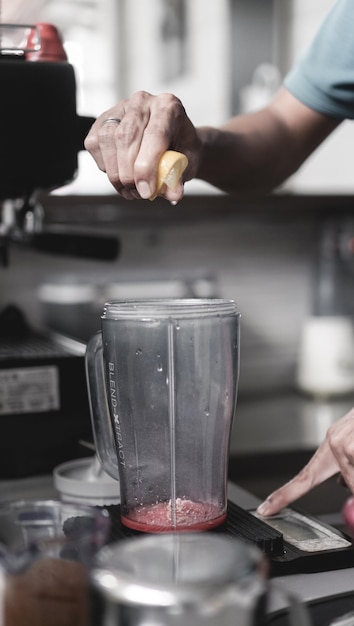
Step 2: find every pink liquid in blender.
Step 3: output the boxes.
[122,498,226,533]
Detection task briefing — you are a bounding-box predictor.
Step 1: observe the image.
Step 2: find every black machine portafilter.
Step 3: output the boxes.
[0,24,120,264]
[0,56,95,198]
[0,23,95,199]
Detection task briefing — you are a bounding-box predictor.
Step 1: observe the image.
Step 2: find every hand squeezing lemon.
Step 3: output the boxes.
[149,150,188,201]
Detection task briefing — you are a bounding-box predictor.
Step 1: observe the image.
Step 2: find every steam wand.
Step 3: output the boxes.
[0,195,41,266]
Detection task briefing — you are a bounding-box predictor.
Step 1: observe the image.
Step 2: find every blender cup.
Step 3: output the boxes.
[86,299,240,532]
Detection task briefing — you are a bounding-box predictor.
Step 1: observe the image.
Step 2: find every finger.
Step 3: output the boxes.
[109,92,157,197]
[96,118,125,192]
[328,409,354,493]
[257,441,340,517]
[84,111,121,171]
[133,93,188,199]
[120,186,141,200]
[337,473,348,488]
[85,105,127,192]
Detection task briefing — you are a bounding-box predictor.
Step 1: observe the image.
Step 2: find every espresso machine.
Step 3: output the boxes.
[0,22,119,479]
[0,22,120,264]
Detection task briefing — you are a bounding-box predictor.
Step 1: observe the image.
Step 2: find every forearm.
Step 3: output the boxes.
[195,116,288,194]
[195,88,341,195]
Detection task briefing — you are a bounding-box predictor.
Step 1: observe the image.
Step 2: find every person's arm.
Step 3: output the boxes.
[257,407,354,517]
[196,86,341,194]
[84,87,340,202]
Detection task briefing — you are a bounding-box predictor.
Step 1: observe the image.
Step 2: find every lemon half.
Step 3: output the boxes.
[149,150,188,201]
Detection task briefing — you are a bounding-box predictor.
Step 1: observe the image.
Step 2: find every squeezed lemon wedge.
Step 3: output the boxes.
[149,150,188,201]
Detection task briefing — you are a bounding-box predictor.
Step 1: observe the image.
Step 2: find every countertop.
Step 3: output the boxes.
[0,473,353,619]
[231,392,354,455]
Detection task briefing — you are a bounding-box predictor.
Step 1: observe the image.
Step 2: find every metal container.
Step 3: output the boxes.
[92,533,268,626]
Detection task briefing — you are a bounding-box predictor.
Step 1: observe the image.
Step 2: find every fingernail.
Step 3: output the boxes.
[170,200,178,206]
[137,180,152,199]
[257,500,271,517]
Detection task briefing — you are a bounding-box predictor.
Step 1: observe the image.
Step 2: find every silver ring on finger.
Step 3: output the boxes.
[102,117,122,125]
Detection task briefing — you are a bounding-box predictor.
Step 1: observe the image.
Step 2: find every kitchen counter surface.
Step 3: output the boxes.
[231,392,354,455]
[0,474,353,620]
[0,472,58,503]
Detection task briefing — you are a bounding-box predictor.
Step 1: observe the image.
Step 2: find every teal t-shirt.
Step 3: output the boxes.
[284,0,354,120]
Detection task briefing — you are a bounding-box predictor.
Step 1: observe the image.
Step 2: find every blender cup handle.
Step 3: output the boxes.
[85,332,120,481]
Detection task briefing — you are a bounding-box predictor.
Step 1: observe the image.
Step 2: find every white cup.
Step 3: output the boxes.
[297,316,354,397]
